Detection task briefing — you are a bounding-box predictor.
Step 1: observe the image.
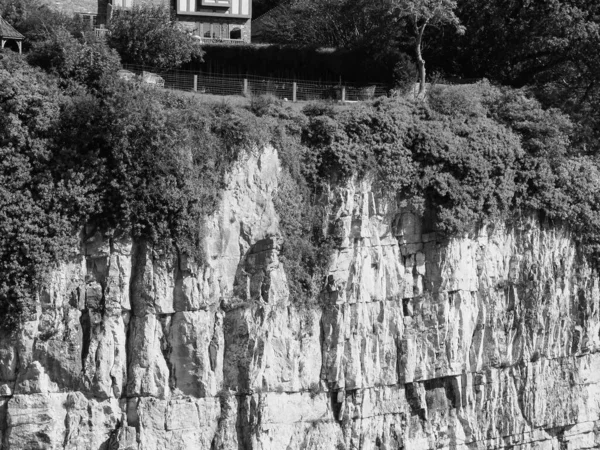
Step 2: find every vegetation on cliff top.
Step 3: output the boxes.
[0,52,265,326]
[274,83,600,305]
[2,42,600,323]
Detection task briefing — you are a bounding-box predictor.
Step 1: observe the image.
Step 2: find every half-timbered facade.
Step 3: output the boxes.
[176,0,251,43]
[41,0,252,43]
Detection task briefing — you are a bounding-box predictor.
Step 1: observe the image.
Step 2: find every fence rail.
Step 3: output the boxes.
[121,64,390,101]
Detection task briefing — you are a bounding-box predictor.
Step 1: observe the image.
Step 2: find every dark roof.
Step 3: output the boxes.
[0,16,24,40]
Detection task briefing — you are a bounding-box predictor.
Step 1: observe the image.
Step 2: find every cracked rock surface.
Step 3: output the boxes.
[2,147,600,449]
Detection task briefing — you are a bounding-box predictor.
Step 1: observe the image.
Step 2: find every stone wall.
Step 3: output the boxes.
[1,147,600,449]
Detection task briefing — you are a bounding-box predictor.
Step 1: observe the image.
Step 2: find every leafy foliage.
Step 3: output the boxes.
[0,0,86,46]
[28,28,122,91]
[108,5,204,70]
[292,82,600,267]
[0,56,264,328]
[0,55,94,326]
[425,0,600,152]
[257,0,393,49]
[390,0,464,95]
[3,43,600,327]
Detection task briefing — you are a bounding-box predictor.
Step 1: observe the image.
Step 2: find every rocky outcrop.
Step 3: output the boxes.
[2,146,600,449]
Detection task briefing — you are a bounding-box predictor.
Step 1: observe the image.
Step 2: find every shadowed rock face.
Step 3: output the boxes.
[2,146,600,450]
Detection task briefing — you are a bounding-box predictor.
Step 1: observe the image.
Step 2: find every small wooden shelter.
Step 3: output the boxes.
[0,16,24,54]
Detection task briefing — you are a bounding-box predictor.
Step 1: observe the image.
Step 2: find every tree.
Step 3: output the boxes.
[108,5,204,70]
[390,0,464,96]
[28,28,122,91]
[423,0,600,152]
[0,0,86,46]
[252,0,285,18]
[251,0,413,84]
[256,0,394,49]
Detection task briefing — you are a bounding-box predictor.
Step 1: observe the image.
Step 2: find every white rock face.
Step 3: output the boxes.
[2,146,600,449]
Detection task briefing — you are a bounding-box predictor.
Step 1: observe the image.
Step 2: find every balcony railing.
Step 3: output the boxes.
[195,37,247,45]
[95,28,109,39]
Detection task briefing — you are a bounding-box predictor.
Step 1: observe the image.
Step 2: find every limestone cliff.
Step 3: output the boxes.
[1,147,600,450]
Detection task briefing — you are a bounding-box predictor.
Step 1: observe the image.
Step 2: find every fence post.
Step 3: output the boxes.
[341,86,346,102]
[292,82,297,102]
[243,79,248,96]
[193,75,198,92]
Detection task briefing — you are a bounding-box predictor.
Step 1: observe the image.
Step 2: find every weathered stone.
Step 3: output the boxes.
[169,310,223,397]
[3,147,600,450]
[127,314,170,398]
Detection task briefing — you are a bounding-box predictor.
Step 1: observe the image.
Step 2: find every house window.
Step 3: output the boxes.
[209,23,227,39]
[201,0,231,7]
[213,24,222,39]
[80,14,97,29]
[199,23,232,39]
[203,23,212,38]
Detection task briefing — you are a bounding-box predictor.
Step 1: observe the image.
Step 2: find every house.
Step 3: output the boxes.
[41,0,251,43]
[176,0,252,44]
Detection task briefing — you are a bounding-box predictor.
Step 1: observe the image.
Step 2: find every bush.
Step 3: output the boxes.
[249,94,281,117]
[0,0,86,47]
[302,101,337,118]
[28,28,121,91]
[274,169,335,305]
[108,5,204,70]
[427,83,485,117]
[4,52,600,330]
[264,81,600,304]
[0,57,263,328]
[294,82,587,245]
[0,56,94,327]
[392,53,417,94]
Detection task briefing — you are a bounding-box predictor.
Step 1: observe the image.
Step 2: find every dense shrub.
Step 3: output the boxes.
[289,82,600,265]
[28,28,121,91]
[0,56,94,326]
[3,50,600,325]
[0,56,264,328]
[108,5,204,70]
[249,82,600,304]
[274,169,334,305]
[0,0,86,46]
[392,53,417,93]
[249,94,281,117]
[427,83,485,117]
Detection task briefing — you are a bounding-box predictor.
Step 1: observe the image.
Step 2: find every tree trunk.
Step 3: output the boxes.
[416,23,427,97]
[417,54,426,96]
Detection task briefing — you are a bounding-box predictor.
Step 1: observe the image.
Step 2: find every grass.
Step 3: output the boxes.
[165,89,360,113]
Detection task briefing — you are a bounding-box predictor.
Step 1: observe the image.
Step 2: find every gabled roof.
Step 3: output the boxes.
[0,16,24,40]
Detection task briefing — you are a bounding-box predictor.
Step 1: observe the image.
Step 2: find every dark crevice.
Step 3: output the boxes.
[330,387,344,423]
[80,309,92,373]
[405,382,426,420]
[209,312,220,372]
[235,394,255,450]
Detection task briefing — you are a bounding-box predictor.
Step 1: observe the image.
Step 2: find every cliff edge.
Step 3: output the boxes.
[1,147,599,450]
